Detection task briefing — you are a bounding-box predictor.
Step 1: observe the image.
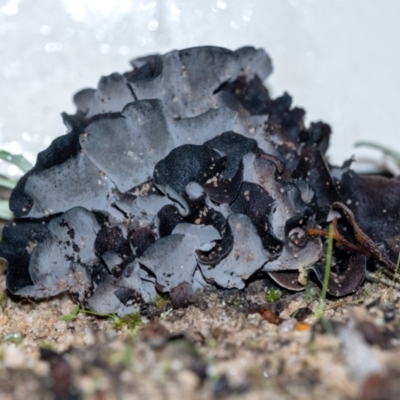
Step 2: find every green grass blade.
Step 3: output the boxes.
[354,141,400,164]
[316,222,334,318]
[0,176,17,189]
[0,199,13,220]
[0,150,33,173]
[389,253,400,301]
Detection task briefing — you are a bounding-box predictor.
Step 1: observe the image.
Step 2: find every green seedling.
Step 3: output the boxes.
[265,288,282,303]
[61,304,80,321]
[61,304,142,330]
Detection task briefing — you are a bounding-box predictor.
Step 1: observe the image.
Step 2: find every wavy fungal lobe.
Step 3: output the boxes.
[2,46,399,315]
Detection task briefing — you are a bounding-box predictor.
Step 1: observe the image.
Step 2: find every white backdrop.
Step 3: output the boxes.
[1,0,399,177]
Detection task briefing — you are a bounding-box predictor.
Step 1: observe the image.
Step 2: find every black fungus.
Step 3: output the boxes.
[1,45,399,315]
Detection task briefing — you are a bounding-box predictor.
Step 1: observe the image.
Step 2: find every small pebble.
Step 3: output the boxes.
[279,318,297,332]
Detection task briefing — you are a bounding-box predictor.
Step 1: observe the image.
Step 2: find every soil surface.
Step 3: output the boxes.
[1,264,400,400]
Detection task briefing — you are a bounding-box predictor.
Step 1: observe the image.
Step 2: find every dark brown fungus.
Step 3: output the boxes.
[1,45,398,315]
[267,271,305,291]
[311,252,366,296]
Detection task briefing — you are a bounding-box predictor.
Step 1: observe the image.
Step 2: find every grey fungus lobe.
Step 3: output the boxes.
[167,107,237,146]
[139,234,199,292]
[171,223,221,252]
[82,100,175,193]
[199,213,271,289]
[74,73,135,119]
[262,234,323,272]
[1,45,397,316]
[24,153,115,218]
[15,207,99,299]
[128,46,272,120]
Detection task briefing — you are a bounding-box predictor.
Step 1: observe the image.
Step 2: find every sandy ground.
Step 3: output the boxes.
[1,266,400,400]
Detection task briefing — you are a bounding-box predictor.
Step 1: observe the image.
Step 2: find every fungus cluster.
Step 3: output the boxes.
[2,46,400,315]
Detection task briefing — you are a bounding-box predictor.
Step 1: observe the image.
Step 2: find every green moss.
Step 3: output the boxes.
[113,312,142,330]
[153,293,171,309]
[265,289,282,303]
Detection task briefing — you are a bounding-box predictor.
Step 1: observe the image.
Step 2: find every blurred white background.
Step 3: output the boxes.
[1,0,400,177]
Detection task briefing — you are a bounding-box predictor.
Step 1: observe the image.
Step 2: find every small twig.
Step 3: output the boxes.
[307,202,398,283]
[324,298,368,311]
[365,271,400,290]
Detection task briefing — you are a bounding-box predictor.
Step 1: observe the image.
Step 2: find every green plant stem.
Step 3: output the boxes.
[61,304,80,321]
[0,150,32,173]
[389,253,400,301]
[0,176,17,189]
[316,223,334,318]
[0,199,13,220]
[355,141,400,164]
